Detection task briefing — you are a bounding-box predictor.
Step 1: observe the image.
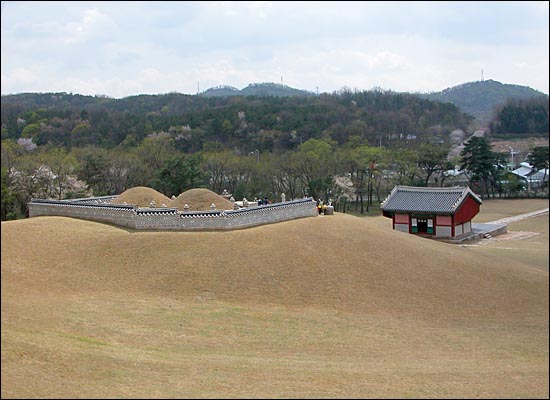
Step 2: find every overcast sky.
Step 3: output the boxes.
[1,1,549,98]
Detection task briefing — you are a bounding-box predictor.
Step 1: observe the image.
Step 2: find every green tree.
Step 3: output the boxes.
[499,172,525,198]
[203,150,234,194]
[9,153,56,216]
[269,152,303,200]
[416,142,450,186]
[73,146,110,195]
[42,147,78,199]
[293,138,337,200]
[136,133,177,185]
[343,142,385,213]
[1,166,18,220]
[20,123,41,142]
[459,137,496,199]
[103,150,142,195]
[70,121,92,146]
[152,153,205,198]
[388,148,420,186]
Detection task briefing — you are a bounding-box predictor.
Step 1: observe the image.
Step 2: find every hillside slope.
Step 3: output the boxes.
[2,213,546,319]
[2,213,548,398]
[421,79,547,123]
[201,82,315,97]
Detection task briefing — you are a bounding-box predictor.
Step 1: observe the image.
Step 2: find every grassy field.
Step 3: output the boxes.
[370,198,549,272]
[470,198,549,223]
[1,199,548,398]
[467,199,549,272]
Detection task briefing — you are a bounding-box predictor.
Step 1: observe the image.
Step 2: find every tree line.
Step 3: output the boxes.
[489,96,549,135]
[1,89,473,152]
[2,89,548,220]
[3,132,548,221]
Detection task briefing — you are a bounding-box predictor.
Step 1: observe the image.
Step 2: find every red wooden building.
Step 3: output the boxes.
[380,186,482,238]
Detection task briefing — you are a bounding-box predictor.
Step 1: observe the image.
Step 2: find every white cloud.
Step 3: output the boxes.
[63,8,115,44]
[62,76,144,98]
[366,51,410,71]
[1,67,41,94]
[1,1,548,97]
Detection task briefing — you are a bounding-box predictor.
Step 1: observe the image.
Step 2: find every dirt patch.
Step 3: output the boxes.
[489,137,549,162]
[495,231,540,241]
[463,231,541,247]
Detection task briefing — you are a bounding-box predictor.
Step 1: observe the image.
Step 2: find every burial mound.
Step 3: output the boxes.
[170,188,234,211]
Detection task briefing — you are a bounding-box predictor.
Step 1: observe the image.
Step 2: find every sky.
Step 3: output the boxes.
[1,1,549,98]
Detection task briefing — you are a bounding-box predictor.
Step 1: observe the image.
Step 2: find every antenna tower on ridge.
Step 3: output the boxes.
[481,69,484,82]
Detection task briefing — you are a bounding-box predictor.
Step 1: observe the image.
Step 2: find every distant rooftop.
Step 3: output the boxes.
[380,186,482,214]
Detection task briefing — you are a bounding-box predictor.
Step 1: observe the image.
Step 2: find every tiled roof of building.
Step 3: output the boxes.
[380,186,482,214]
[512,163,549,180]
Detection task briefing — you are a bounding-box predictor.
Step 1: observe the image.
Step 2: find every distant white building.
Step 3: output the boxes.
[443,167,470,186]
[511,162,549,190]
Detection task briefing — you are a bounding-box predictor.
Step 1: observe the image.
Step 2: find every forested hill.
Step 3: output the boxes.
[202,82,315,97]
[420,79,548,123]
[1,89,473,152]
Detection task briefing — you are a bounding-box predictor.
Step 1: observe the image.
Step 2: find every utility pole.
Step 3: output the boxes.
[507,146,518,169]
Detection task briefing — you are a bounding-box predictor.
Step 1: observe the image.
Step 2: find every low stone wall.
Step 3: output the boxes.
[28,199,138,228]
[28,197,318,231]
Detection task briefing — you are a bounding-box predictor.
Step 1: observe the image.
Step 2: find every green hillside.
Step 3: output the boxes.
[200,85,241,97]
[201,82,315,97]
[421,79,548,123]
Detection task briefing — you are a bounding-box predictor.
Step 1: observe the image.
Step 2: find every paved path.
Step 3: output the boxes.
[446,208,549,244]
[486,208,549,225]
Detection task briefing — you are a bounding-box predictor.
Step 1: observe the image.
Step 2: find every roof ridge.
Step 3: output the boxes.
[380,185,482,214]
[397,185,466,191]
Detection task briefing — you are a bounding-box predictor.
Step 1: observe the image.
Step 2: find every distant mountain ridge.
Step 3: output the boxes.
[201,82,315,98]
[419,79,548,123]
[3,80,546,126]
[200,79,547,124]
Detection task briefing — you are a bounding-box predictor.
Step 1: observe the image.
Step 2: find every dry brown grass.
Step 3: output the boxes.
[170,188,234,211]
[1,199,548,398]
[466,199,549,273]
[471,198,549,223]
[490,137,549,154]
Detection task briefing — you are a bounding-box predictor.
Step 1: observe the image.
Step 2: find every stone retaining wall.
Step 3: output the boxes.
[28,197,318,231]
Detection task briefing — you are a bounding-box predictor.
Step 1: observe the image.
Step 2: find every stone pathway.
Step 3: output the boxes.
[446,208,549,244]
[486,208,549,225]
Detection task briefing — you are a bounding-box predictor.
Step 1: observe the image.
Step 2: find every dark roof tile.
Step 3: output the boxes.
[380,186,482,214]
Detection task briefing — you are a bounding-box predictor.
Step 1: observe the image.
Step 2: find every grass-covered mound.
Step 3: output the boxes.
[110,186,171,208]
[1,199,548,398]
[170,188,234,211]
